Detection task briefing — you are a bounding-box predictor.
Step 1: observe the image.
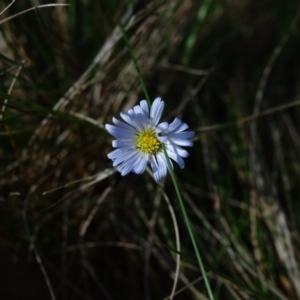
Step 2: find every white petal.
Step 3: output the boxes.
[112,149,139,166]
[133,154,148,174]
[112,117,137,132]
[105,124,130,137]
[166,118,183,133]
[149,156,160,182]
[118,163,133,176]
[169,138,194,147]
[120,112,143,131]
[107,148,123,160]
[106,126,137,141]
[157,135,168,143]
[156,153,168,179]
[166,150,185,168]
[139,100,149,115]
[168,131,195,140]
[159,151,174,170]
[166,144,190,158]
[150,97,164,126]
[132,105,148,130]
[156,122,169,133]
[112,139,135,148]
[117,153,142,176]
[175,122,189,132]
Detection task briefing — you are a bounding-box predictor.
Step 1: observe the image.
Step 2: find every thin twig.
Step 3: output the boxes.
[162,62,210,76]
[195,97,300,133]
[0,3,69,25]
[162,277,203,300]
[145,169,181,300]
[79,187,111,237]
[0,0,15,17]
[161,191,181,300]
[0,62,24,125]
[23,190,56,300]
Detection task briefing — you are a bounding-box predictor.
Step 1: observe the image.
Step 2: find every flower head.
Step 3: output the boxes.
[105,97,194,182]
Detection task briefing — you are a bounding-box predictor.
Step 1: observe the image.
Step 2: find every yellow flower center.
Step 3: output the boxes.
[136,129,161,155]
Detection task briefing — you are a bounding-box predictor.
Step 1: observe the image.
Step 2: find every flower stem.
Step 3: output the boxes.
[162,145,215,300]
[119,23,151,107]
[120,22,214,300]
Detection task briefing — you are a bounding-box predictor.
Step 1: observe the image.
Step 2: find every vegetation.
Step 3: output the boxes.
[1,0,300,299]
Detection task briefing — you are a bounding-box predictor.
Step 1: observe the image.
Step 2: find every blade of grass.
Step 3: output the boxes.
[162,145,215,300]
[0,3,70,25]
[195,96,300,134]
[119,23,151,107]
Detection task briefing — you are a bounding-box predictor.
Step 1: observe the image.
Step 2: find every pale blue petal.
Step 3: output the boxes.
[157,136,168,143]
[120,112,144,131]
[166,150,185,168]
[168,131,195,140]
[116,153,140,175]
[112,139,135,148]
[124,153,147,174]
[132,105,148,130]
[112,149,139,166]
[175,122,189,132]
[107,148,123,160]
[105,121,136,133]
[118,163,133,176]
[155,152,168,179]
[112,117,137,132]
[156,122,169,133]
[150,97,164,126]
[166,118,183,133]
[169,138,193,147]
[133,154,148,174]
[105,124,136,138]
[158,151,173,171]
[149,156,159,182]
[140,100,149,115]
[166,144,190,158]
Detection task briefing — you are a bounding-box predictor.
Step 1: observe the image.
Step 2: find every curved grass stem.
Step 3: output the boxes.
[162,145,214,300]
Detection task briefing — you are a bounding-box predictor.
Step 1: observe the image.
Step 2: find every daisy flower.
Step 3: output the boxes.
[105,97,194,182]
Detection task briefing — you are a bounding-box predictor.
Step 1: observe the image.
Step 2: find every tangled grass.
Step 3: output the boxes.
[1,1,300,299]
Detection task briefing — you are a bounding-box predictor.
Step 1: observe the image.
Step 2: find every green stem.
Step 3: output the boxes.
[120,21,214,300]
[162,145,215,300]
[119,23,151,107]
